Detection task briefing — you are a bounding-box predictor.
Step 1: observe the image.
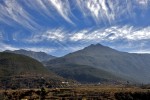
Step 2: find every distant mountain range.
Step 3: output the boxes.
[4,49,56,62]
[45,44,150,84]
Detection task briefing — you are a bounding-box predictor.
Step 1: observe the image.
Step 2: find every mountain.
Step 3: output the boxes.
[45,44,150,84]
[0,52,65,89]
[4,49,56,62]
[48,64,124,83]
[0,52,58,77]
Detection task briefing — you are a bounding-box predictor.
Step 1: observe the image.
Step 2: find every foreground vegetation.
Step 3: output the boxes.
[0,85,150,100]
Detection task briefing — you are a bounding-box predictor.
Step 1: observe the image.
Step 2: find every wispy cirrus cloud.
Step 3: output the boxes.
[27,28,67,43]
[21,0,75,25]
[0,0,75,30]
[0,0,40,30]
[22,0,52,17]
[76,0,150,24]
[23,25,150,45]
[76,0,128,24]
[0,0,150,30]
[69,26,150,42]
[49,0,74,25]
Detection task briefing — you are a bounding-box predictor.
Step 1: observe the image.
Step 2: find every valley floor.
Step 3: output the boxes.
[0,85,150,100]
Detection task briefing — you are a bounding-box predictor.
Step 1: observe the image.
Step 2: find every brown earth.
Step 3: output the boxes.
[0,85,150,100]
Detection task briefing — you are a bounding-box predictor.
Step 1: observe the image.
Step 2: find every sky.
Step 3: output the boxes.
[0,0,150,56]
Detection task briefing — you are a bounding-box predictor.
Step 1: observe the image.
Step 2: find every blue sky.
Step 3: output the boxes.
[0,0,150,56]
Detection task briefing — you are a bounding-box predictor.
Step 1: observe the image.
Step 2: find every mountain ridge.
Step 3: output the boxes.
[4,49,56,62]
[45,44,150,84]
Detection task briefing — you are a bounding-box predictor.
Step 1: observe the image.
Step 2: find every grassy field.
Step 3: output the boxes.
[0,85,150,100]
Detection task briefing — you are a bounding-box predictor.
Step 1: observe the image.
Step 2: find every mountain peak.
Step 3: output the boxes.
[77,43,120,56]
[88,43,103,47]
[85,43,106,50]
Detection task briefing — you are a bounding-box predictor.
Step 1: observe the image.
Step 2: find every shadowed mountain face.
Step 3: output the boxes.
[0,52,59,78]
[4,49,56,62]
[45,44,150,84]
[0,52,67,89]
[48,64,124,83]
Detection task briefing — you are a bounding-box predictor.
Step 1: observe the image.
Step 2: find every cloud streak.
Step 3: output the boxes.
[48,0,74,25]
[25,25,150,44]
[0,0,40,30]
[0,0,149,30]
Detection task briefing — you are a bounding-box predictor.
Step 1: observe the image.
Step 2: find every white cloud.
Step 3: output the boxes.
[131,50,150,54]
[49,0,74,24]
[25,25,150,44]
[0,43,18,51]
[137,0,149,6]
[26,28,67,43]
[23,47,55,53]
[129,27,150,40]
[70,30,89,41]
[69,25,150,42]
[42,29,66,41]
[70,28,106,42]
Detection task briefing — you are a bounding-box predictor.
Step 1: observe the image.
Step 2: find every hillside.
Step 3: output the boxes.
[48,63,124,83]
[4,49,56,62]
[0,52,52,76]
[0,52,65,89]
[45,44,150,84]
